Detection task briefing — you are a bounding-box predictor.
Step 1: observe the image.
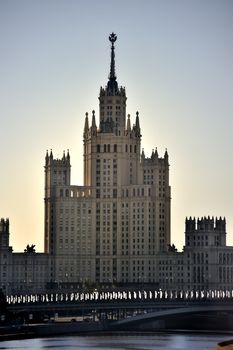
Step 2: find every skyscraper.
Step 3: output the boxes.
[44,33,171,285]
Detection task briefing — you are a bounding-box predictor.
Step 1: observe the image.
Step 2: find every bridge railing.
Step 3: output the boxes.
[6,289,233,306]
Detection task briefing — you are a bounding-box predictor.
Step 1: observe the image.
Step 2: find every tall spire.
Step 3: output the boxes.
[109,32,117,80]
[107,32,118,94]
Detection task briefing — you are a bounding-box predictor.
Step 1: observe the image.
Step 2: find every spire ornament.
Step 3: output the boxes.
[109,32,117,44]
[109,32,117,80]
[107,32,119,94]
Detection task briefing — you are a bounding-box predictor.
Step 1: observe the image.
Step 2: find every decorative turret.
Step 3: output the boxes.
[141,148,145,160]
[164,148,169,164]
[185,216,227,248]
[91,110,96,128]
[90,110,97,136]
[126,114,131,133]
[83,112,89,137]
[0,218,11,251]
[45,149,54,166]
[185,216,196,232]
[135,111,140,127]
[216,217,226,231]
[66,149,70,161]
[134,111,141,137]
[0,218,9,234]
[45,150,49,165]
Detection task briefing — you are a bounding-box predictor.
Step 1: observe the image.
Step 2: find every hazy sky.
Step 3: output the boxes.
[0,0,232,252]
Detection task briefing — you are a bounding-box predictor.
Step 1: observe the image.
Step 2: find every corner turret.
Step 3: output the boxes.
[0,218,11,251]
[0,218,9,234]
[44,150,71,254]
[185,216,227,248]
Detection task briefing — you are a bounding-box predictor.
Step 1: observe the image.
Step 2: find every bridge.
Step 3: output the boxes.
[112,304,233,331]
[2,289,233,331]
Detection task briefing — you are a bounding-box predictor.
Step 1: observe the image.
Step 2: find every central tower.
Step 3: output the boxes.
[82,33,170,283]
[83,33,142,190]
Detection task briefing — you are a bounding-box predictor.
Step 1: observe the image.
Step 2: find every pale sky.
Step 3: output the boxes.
[0,0,232,252]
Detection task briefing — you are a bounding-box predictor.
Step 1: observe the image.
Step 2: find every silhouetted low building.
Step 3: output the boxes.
[1,215,233,294]
[157,217,233,291]
[0,218,50,294]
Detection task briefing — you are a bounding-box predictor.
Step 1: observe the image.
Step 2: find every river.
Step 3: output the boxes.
[0,333,230,349]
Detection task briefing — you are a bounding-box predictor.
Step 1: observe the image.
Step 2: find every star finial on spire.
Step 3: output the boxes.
[109,32,117,44]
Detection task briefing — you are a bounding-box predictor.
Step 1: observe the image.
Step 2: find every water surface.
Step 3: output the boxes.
[0,333,230,350]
